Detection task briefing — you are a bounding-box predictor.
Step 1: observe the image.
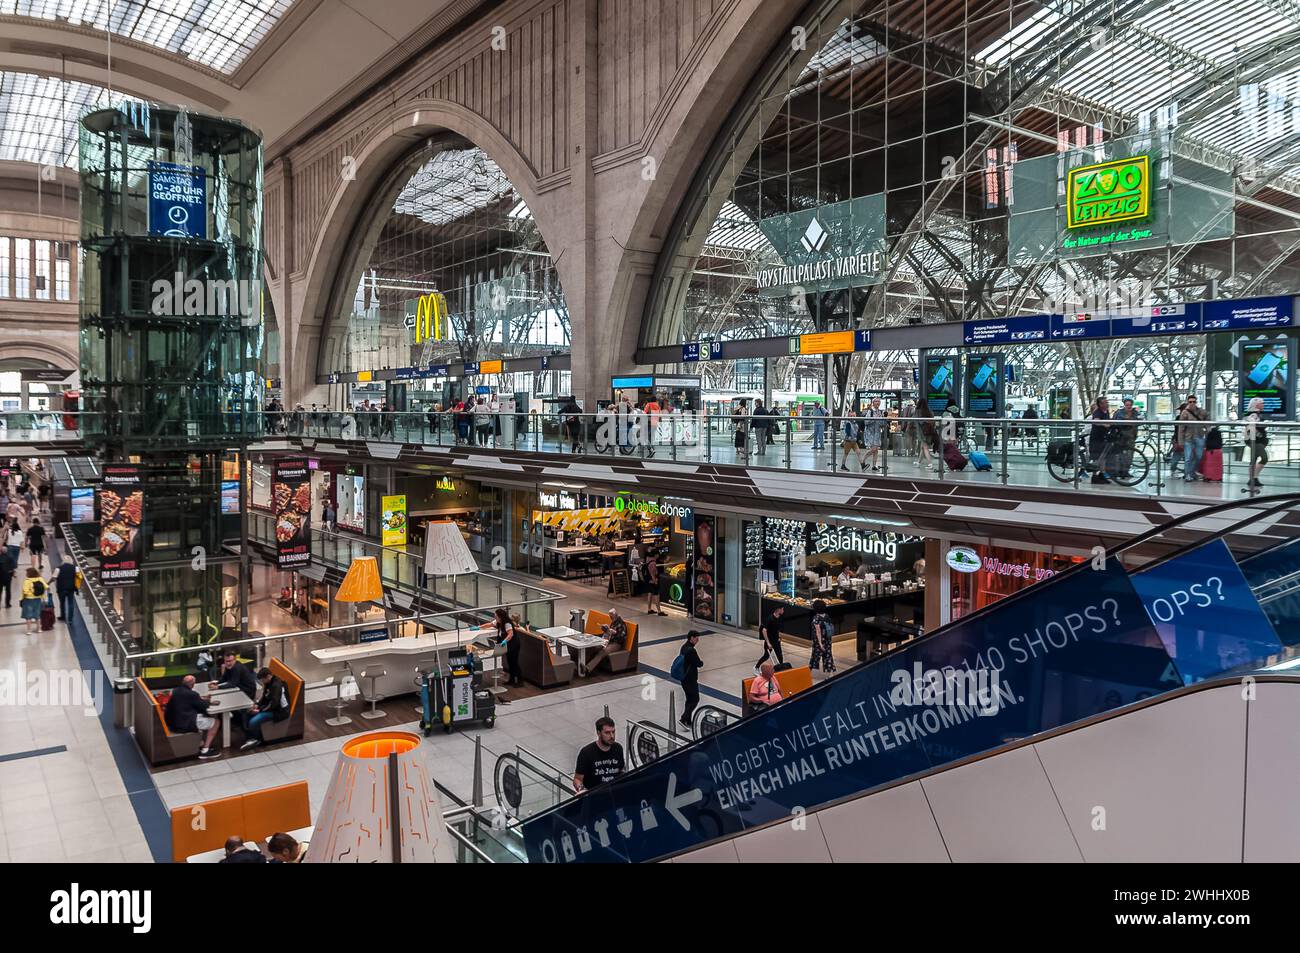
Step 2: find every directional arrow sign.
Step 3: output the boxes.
[665,772,702,831]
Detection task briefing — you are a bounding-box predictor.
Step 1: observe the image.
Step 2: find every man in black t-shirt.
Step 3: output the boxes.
[756,604,785,672]
[25,522,46,572]
[573,716,625,793]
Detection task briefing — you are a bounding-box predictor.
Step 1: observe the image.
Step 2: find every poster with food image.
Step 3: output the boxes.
[381,495,407,546]
[273,458,312,569]
[692,515,716,622]
[98,464,144,586]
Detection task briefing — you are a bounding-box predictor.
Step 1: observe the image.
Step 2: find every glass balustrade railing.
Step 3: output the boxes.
[23,410,1298,502]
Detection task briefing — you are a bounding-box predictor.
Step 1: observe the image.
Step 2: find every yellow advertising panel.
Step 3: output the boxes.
[479,359,504,374]
[381,495,407,546]
[357,370,373,382]
[799,331,855,355]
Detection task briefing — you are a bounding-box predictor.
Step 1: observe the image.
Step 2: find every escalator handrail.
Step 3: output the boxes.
[659,672,1300,860]
[523,492,1300,822]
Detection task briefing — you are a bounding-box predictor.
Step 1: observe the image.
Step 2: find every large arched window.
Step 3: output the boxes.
[321,137,569,383]
[642,0,1300,404]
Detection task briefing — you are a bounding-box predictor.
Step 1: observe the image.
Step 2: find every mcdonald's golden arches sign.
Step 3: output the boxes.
[411,292,448,343]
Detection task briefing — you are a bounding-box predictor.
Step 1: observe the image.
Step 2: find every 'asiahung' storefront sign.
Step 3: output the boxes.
[756,194,888,295]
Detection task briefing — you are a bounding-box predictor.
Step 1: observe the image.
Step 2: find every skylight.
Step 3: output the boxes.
[1,0,296,74]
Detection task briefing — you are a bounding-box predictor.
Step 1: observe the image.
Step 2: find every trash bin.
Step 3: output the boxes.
[568,608,586,632]
[112,676,133,728]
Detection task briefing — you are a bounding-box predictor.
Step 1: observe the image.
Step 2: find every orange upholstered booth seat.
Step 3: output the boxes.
[170,780,311,863]
[741,666,814,717]
[582,610,639,672]
[133,678,202,766]
[256,658,305,744]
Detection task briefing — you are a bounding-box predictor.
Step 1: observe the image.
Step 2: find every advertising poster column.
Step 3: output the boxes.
[381,495,408,546]
[273,459,312,569]
[98,465,144,586]
[692,516,717,623]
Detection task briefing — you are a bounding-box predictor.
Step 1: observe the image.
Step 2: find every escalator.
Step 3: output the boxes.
[520,495,1300,863]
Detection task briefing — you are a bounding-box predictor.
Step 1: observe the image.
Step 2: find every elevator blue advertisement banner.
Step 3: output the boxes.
[521,560,1177,863]
[147,160,207,239]
[1130,539,1281,684]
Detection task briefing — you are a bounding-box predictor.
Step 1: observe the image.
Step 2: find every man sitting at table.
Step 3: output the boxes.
[218,836,266,863]
[239,668,292,750]
[580,608,627,676]
[165,675,222,760]
[213,650,257,700]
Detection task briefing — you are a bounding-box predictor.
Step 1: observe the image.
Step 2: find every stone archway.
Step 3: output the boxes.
[281,100,575,402]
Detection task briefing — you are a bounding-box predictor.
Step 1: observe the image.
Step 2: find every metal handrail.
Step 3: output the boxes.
[61,520,562,671]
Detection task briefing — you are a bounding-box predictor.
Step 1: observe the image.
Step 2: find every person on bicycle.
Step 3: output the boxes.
[1110,397,1142,480]
[1087,397,1114,484]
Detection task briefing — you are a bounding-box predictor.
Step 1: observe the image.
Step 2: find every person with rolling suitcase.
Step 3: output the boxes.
[943,441,968,471]
[19,568,45,634]
[40,588,56,631]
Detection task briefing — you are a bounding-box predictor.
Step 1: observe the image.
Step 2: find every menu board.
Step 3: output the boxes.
[743,521,764,567]
[692,516,717,622]
[381,494,407,546]
[98,465,144,587]
[273,458,312,569]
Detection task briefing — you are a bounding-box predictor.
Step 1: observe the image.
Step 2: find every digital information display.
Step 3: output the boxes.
[922,354,959,414]
[965,353,1002,418]
[1239,340,1294,419]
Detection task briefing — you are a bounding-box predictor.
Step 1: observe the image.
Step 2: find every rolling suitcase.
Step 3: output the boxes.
[943,442,968,471]
[969,450,993,471]
[40,596,55,631]
[1200,448,1223,482]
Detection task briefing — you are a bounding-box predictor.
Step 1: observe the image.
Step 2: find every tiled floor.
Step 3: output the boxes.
[149,578,858,823]
[0,507,154,863]
[8,505,858,862]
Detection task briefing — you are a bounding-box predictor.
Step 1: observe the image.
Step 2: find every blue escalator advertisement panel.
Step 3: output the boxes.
[1131,539,1282,684]
[521,560,1177,863]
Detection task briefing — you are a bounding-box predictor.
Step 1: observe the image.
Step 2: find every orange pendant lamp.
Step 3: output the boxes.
[335,555,384,604]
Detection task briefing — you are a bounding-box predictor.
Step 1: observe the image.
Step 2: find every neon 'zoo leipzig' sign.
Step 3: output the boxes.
[1066,155,1150,230]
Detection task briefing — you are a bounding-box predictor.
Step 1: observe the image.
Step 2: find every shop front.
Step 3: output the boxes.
[744,517,927,642]
[945,542,1087,621]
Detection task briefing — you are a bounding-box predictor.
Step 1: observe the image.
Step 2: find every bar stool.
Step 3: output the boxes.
[325,666,353,728]
[359,666,387,719]
[485,643,508,696]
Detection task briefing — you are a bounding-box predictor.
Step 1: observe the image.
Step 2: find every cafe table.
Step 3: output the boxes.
[204,684,257,749]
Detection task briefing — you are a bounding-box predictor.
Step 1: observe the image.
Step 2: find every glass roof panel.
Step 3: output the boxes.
[0,0,296,74]
[0,70,113,166]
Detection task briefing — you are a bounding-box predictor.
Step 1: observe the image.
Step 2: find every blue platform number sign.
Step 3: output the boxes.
[522,559,1177,863]
[147,161,207,239]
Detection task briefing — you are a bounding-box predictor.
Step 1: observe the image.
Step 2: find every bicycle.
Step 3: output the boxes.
[1046,434,1151,488]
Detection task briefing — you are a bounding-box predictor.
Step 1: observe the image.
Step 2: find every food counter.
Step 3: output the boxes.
[752,581,924,641]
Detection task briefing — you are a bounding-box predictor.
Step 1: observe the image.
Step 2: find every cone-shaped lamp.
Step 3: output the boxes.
[336,555,383,603]
[423,519,478,577]
[306,730,456,863]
